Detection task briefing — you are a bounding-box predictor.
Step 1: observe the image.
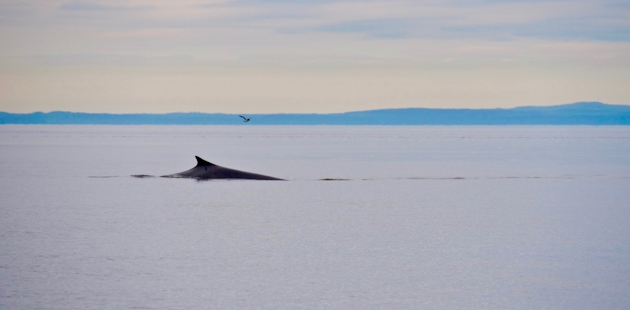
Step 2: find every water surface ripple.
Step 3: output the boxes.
[1,125,629,309]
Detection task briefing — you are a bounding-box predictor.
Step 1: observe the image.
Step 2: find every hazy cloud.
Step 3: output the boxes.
[0,0,629,112]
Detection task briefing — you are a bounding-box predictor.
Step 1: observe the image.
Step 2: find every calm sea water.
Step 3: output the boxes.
[1,125,629,309]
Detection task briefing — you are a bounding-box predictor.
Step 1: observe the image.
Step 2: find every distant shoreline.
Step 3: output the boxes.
[2,102,629,125]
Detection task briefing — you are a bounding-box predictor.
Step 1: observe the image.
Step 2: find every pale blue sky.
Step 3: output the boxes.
[1,0,629,113]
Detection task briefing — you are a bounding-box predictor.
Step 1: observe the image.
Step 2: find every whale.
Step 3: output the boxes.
[161,156,284,180]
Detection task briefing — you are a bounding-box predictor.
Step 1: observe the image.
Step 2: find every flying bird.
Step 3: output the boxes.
[239,115,251,122]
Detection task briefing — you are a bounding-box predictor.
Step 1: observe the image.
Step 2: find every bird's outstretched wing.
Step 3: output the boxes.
[239,115,247,120]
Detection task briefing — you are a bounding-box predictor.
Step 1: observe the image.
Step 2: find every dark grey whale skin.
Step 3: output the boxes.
[161,156,284,180]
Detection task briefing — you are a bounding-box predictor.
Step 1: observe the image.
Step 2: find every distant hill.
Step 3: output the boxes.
[1,102,629,125]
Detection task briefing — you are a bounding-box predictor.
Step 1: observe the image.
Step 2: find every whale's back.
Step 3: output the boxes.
[161,156,284,180]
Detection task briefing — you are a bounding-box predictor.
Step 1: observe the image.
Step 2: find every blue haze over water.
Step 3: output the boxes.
[1,125,629,309]
[1,102,629,125]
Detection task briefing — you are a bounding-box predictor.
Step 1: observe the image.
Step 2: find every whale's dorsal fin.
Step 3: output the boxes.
[195,156,216,167]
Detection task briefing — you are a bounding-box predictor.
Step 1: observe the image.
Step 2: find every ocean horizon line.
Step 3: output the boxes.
[2,102,629,125]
